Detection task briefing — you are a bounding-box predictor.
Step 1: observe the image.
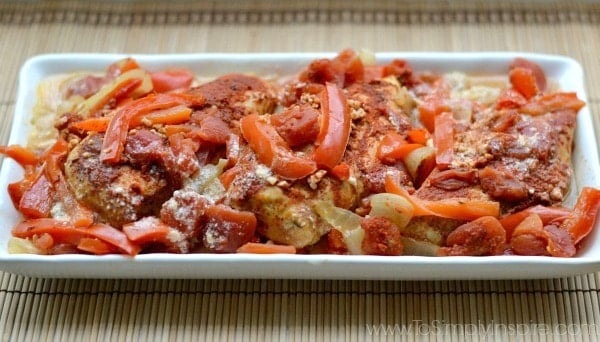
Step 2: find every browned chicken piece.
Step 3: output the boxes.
[187,73,277,133]
[223,146,360,249]
[343,77,416,194]
[64,130,177,228]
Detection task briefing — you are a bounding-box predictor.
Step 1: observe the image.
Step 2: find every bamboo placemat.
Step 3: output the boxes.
[1,1,600,340]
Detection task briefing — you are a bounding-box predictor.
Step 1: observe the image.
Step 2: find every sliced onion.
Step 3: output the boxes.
[184,159,227,203]
[400,236,440,256]
[7,237,41,254]
[368,193,414,230]
[313,201,364,255]
[76,68,153,117]
[404,146,436,187]
[358,48,376,66]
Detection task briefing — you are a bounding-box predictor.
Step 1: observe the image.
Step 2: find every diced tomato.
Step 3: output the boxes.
[202,205,257,252]
[510,214,575,257]
[18,173,53,219]
[381,59,414,85]
[331,162,350,181]
[361,216,403,256]
[270,104,320,148]
[417,78,450,132]
[195,115,232,144]
[333,49,365,87]
[151,69,194,93]
[313,83,351,169]
[509,67,539,99]
[240,113,316,180]
[363,65,384,83]
[510,58,547,92]
[440,216,506,256]
[500,205,571,238]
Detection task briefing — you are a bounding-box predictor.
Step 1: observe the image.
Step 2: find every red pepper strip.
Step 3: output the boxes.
[499,205,571,239]
[434,111,454,170]
[406,128,431,145]
[7,166,37,209]
[77,238,115,255]
[12,218,83,246]
[313,82,351,169]
[384,175,500,220]
[69,117,111,132]
[376,131,422,164]
[101,93,203,164]
[129,105,192,127]
[237,242,296,254]
[240,113,317,180]
[0,145,38,166]
[122,216,186,252]
[85,223,141,256]
[12,218,140,256]
[519,92,585,116]
[43,139,94,227]
[560,187,600,244]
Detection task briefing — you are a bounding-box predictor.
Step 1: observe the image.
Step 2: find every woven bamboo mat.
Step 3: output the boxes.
[1,1,600,340]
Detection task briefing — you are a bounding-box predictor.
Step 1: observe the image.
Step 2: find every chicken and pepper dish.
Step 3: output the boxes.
[1,49,598,257]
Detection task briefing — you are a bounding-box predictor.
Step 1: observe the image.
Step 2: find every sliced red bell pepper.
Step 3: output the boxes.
[519,92,585,116]
[12,218,140,255]
[0,145,38,166]
[417,78,450,132]
[42,139,94,227]
[240,113,317,180]
[313,82,351,169]
[560,187,600,244]
[376,131,422,164]
[101,93,203,164]
[434,111,454,169]
[406,128,431,145]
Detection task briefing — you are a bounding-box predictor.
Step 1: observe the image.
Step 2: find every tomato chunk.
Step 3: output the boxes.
[151,69,194,93]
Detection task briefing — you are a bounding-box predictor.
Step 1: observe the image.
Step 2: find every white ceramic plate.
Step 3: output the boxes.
[0,53,599,279]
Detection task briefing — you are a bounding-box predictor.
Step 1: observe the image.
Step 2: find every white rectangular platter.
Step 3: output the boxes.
[0,52,598,279]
